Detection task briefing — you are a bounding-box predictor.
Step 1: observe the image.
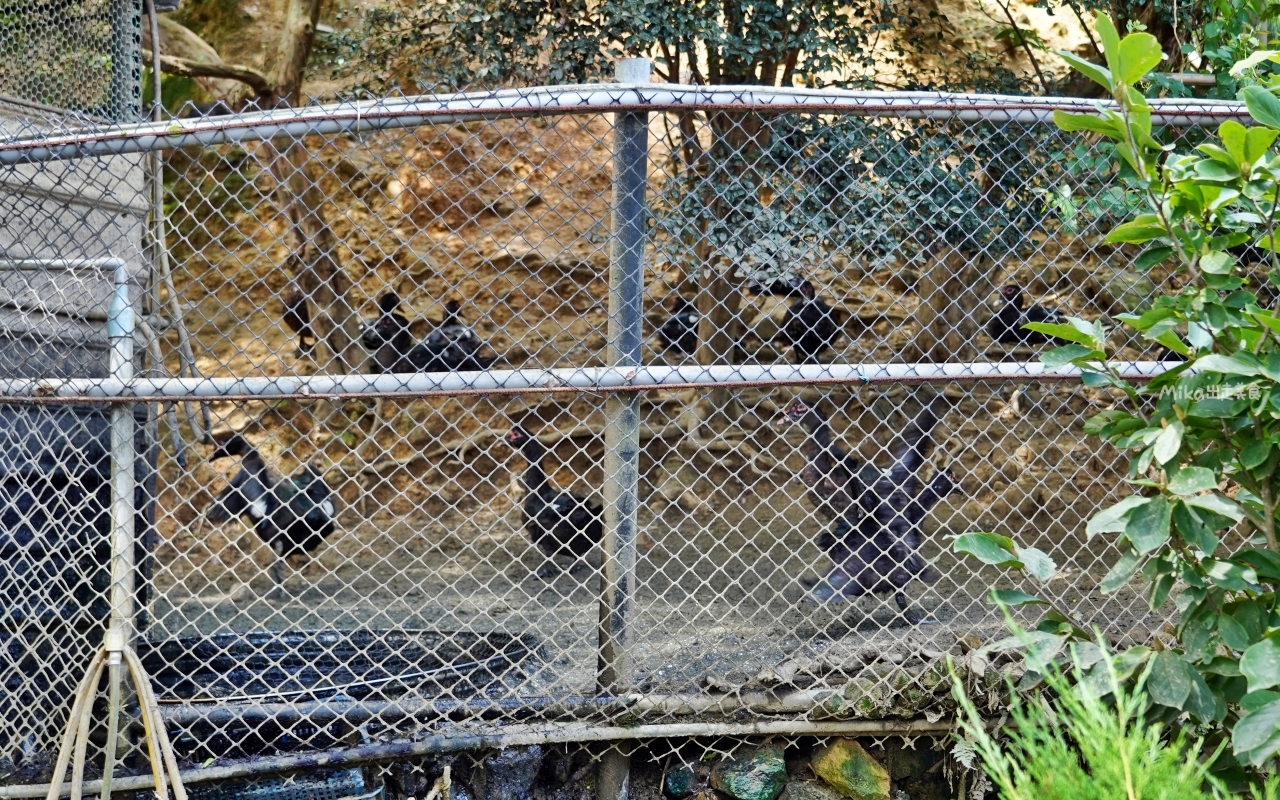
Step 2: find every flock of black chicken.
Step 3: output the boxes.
[205,279,1059,618]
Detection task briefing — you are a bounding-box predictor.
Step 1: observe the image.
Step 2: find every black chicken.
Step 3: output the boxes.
[423,298,496,370]
[988,285,1064,346]
[801,405,951,623]
[781,400,866,523]
[362,292,415,373]
[281,281,316,358]
[180,100,234,118]
[746,275,805,297]
[362,293,497,373]
[504,427,603,578]
[817,466,957,564]
[781,280,840,364]
[206,434,336,598]
[657,295,700,354]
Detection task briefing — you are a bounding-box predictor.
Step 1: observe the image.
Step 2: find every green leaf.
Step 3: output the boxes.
[1055,51,1112,90]
[1233,698,1280,765]
[1246,127,1279,163]
[1241,85,1280,130]
[1236,549,1280,581]
[1184,668,1221,721]
[1040,343,1094,370]
[1094,14,1121,73]
[1196,160,1241,181]
[1024,633,1068,673]
[1242,440,1273,469]
[1020,321,1088,345]
[1153,420,1184,465]
[1219,120,1248,164]
[1052,109,1120,137]
[1220,613,1252,651]
[1231,50,1280,76]
[1106,219,1169,244]
[1152,330,1190,357]
[1126,495,1172,554]
[1185,493,1245,522]
[1102,548,1143,592]
[1134,246,1174,270]
[1205,559,1258,591]
[1116,32,1162,84]
[1173,502,1219,554]
[1019,547,1057,582]
[1195,354,1261,376]
[1088,495,1152,537]
[1084,409,1134,436]
[1147,650,1192,709]
[1243,689,1280,711]
[1252,309,1280,334]
[952,532,1020,567]
[1168,466,1216,495]
[990,588,1047,606]
[1200,251,1234,275]
[1242,635,1280,692]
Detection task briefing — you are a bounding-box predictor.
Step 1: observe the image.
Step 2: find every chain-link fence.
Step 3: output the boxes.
[0,56,1252,795]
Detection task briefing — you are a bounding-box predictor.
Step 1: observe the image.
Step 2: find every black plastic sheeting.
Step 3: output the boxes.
[0,402,154,764]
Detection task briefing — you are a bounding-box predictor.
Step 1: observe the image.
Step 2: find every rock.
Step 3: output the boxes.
[884,742,944,782]
[781,779,846,800]
[1096,266,1156,313]
[810,740,891,800]
[476,746,543,800]
[710,746,788,800]
[664,765,698,799]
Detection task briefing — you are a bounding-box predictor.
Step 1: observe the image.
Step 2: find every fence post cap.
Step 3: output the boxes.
[615,58,651,84]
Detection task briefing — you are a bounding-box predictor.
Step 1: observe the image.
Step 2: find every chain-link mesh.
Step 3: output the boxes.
[0,0,141,122]
[0,84,1246,787]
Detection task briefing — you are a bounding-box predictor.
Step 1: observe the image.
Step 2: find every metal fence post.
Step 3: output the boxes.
[102,262,136,798]
[597,56,650,800]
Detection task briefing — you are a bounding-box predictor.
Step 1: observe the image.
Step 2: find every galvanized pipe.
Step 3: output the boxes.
[0,361,1171,401]
[597,56,651,800]
[104,260,136,800]
[0,718,956,799]
[0,89,1248,165]
[152,688,862,727]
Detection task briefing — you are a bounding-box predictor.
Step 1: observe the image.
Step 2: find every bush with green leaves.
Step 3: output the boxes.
[951,14,1280,782]
[952,642,1241,800]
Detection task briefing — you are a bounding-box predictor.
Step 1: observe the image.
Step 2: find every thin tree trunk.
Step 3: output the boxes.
[258,0,369,437]
[264,0,322,105]
[913,237,978,363]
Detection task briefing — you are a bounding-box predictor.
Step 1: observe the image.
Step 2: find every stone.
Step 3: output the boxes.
[884,742,943,782]
[710,746,788,800]
[780,779,846,800]
[810,739,891,800]
[1097,266,1156,314]
[477,746,543,800]
[664,764,698,799]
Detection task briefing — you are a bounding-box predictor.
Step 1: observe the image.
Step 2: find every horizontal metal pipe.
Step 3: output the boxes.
[0,361,1168,402]
[0,718,956,798]
[154,689,850,727]
[0,87,1247,165]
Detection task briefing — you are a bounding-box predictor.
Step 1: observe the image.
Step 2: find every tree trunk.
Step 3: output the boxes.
[257,0,367,432]
[912,238,980,363]
[264,0,322,105]
[272,145,365,374]
[261,0,364,373]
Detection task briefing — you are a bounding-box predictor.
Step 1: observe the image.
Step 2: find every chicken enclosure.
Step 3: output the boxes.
[0,59,1245,793]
